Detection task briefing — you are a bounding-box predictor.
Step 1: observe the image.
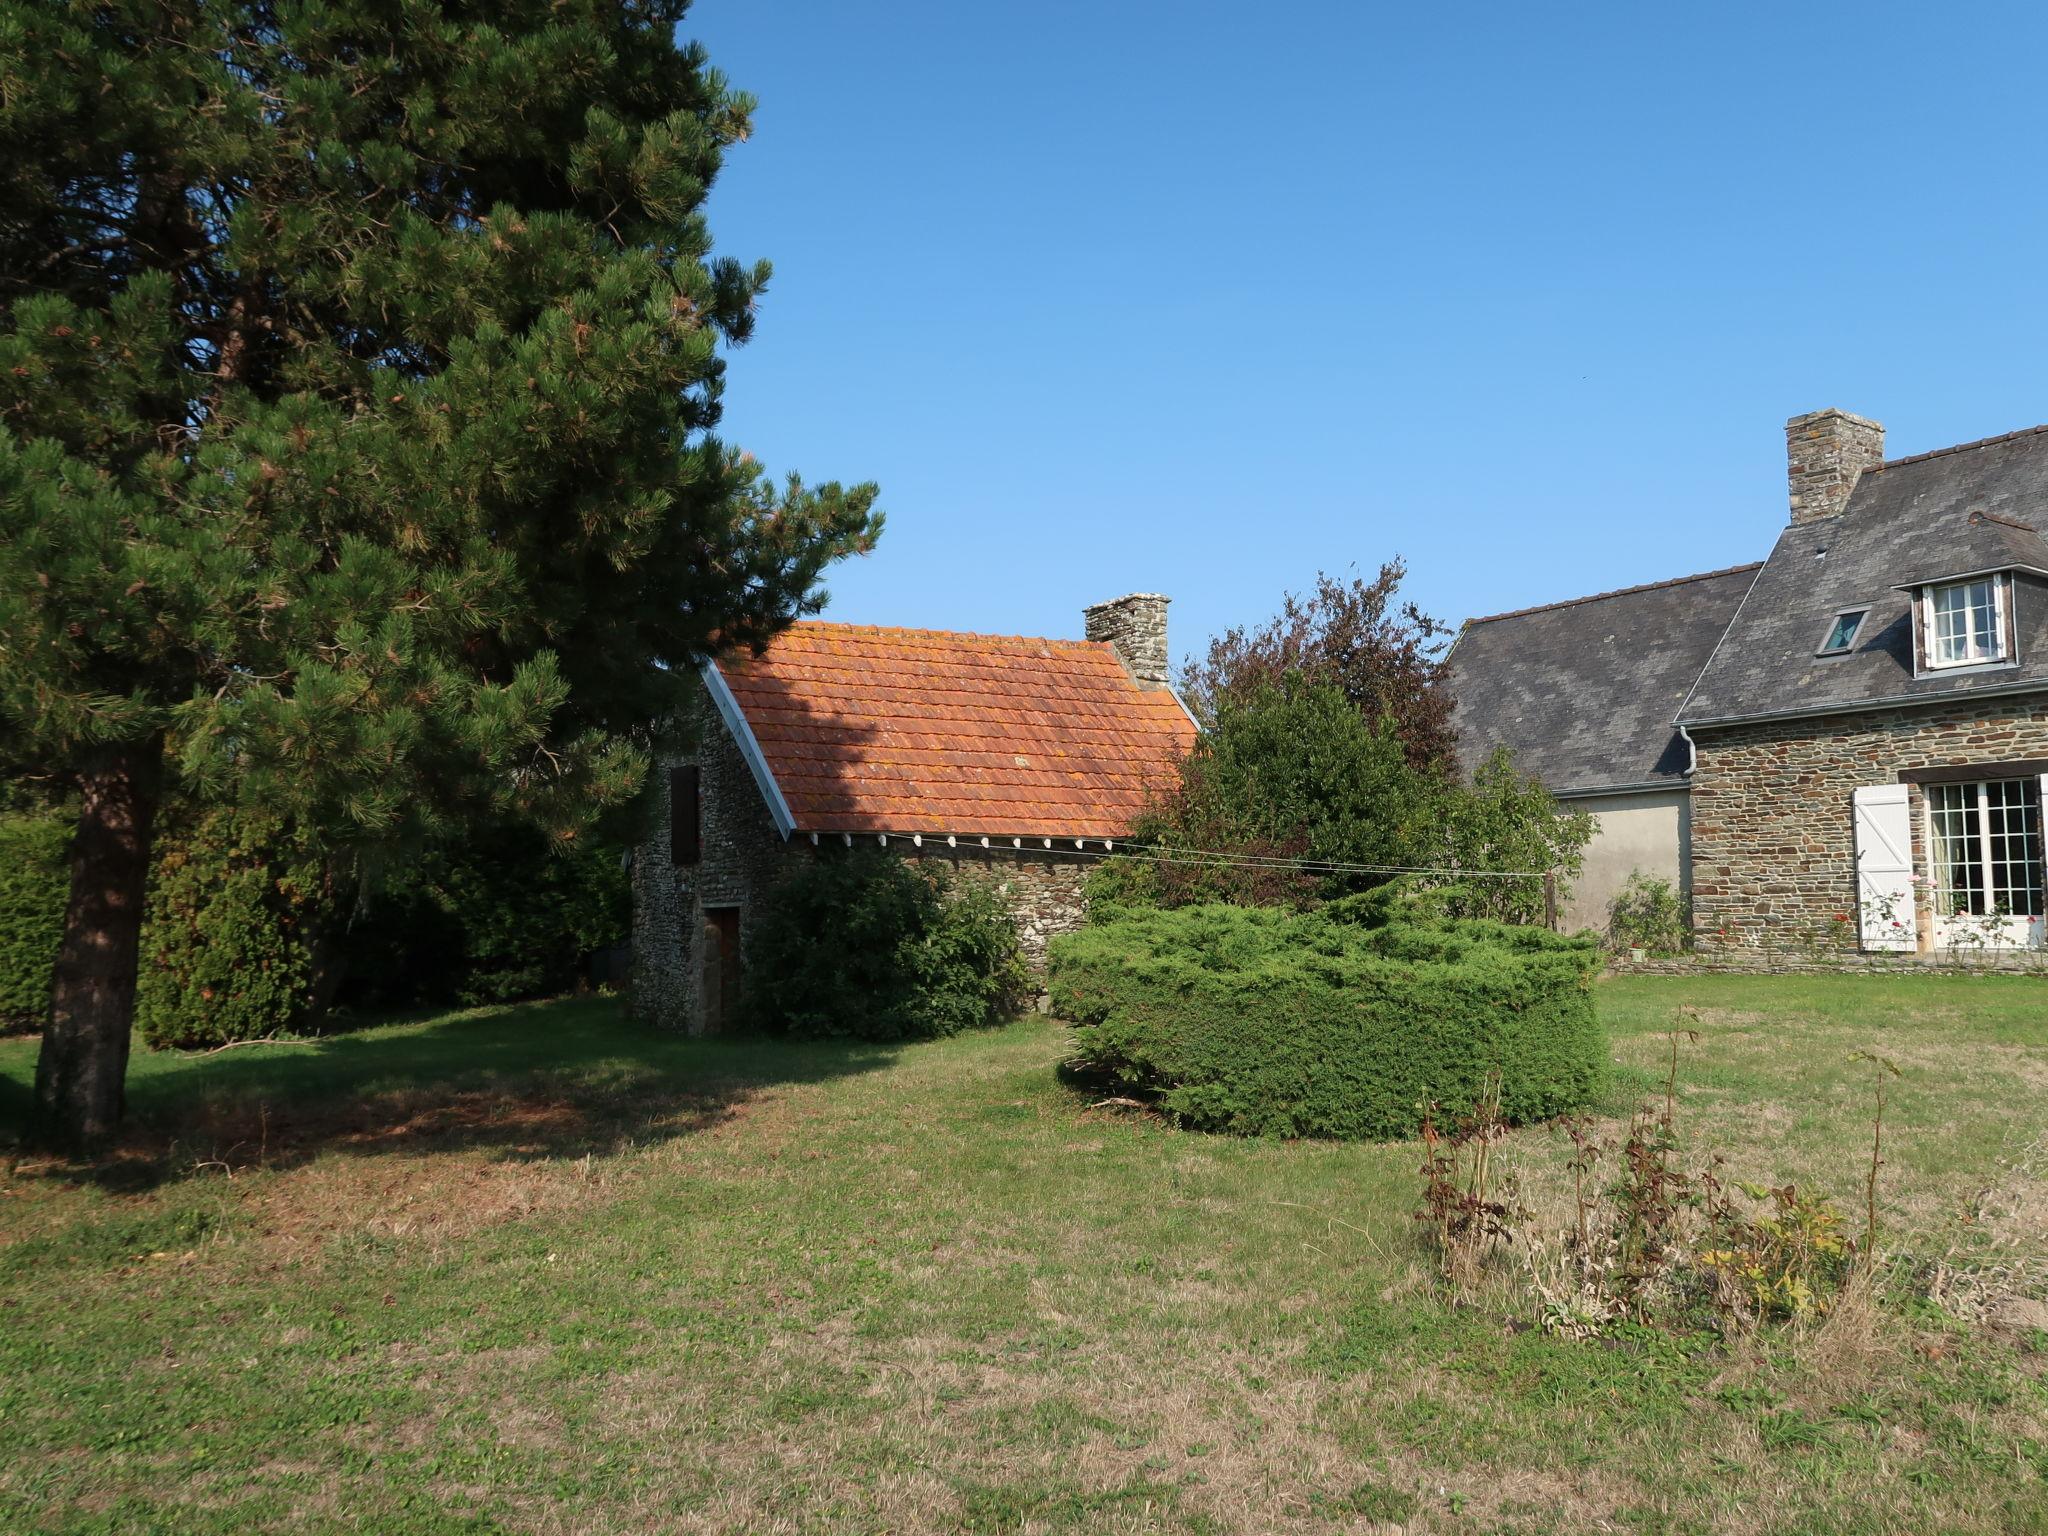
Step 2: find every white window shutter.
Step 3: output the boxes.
[1852,784,1916,951]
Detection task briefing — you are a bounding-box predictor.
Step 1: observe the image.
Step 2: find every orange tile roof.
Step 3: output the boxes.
[712,622,1197,839]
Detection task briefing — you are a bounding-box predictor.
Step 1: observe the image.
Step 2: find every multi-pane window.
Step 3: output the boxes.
[1927,577,2004,666]
[1927,779,2045,917]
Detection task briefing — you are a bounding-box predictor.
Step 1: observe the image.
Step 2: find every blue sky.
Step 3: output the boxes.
[686,1,2048,668]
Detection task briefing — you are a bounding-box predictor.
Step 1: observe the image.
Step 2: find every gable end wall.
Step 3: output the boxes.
[1689,695,2048,954]
[630,680,1094,1033]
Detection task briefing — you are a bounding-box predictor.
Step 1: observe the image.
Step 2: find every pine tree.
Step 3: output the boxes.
[0,0,880,1146]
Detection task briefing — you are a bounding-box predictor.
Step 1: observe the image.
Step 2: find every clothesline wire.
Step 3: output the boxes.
[812,831,1548,882]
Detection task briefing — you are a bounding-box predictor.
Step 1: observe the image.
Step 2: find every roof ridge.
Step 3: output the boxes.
[1872,422,2048,474]
[773,619,1103,649]
[1464,562,1764,627]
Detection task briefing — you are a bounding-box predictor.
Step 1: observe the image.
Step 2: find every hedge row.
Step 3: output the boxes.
[1048,888,1602,1141]
[0,814,629,1046]
[0,818,70,1032]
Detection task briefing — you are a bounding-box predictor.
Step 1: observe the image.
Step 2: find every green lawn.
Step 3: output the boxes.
[3,974,2046,1534]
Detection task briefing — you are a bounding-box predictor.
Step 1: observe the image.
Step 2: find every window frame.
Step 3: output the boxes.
[1923,776,2046,922]
[1918,571,2014,671]
[1814,607,1868,657]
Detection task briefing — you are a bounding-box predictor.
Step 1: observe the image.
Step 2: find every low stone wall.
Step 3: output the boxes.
[1606,950,2048,978]
[894,842,1090,968]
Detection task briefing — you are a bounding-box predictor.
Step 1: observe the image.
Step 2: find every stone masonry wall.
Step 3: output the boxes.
[631,682,1099,1033]
[630,683,802,1034]
[1083,594,1172,687]
[1690,695,2048,956]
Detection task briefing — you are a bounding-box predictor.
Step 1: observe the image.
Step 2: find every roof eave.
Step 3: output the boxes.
[1679,675,2048,732]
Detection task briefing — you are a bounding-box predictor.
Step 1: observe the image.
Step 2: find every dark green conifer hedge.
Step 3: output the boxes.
[0,818,70,1032]
[1049,887,1600,1140]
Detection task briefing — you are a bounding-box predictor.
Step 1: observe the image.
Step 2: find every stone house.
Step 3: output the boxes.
[1451,409,2048,958]
[631,594,1197,1032]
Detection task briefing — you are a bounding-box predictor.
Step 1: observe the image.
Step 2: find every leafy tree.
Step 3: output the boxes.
[1178,560,1456,771]
[1442,748,1594,926]
[1095,676,1436,909]
[1092,676,1589,920]
[0,1,879,1145]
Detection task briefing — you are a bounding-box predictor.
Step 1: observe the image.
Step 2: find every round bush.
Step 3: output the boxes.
[745,851,1026,1041]
[1049,889,1601,1140]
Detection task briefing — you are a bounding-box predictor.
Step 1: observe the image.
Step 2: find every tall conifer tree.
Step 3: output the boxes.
[0,0,880,1145]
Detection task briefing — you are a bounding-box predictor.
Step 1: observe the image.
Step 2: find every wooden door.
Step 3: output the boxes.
[702,907,741,1032]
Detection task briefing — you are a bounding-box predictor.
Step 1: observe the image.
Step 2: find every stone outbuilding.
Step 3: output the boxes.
[631,594,1196,1032]
[1453,409,2048,960]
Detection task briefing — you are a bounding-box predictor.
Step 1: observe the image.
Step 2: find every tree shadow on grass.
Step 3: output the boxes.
[0,995,901,1193]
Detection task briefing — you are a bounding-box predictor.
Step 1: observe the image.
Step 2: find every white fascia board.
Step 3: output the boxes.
[698,659,796,840]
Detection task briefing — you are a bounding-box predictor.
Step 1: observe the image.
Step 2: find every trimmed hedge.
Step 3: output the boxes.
[0,817,70,1032]
[1049,888,1601,1140]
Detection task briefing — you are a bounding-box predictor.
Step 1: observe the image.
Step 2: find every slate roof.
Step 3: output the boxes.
[709,623,1196,839]
[1680,426,2048,726]
[1448,565,1761,795]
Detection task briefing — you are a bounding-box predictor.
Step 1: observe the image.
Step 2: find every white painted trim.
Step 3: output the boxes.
[1921,573,2013,671]
[697,660,797,840]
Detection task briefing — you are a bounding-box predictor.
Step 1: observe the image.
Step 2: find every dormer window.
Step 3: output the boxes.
[1925,575,2009,668]
[1816,609,1866,656]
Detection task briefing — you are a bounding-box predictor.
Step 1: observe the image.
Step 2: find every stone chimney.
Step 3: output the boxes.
[1785,408,1884,525]
[1083,592,1171,687]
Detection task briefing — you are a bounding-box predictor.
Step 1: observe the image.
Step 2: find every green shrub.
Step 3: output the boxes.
[1049,885,1601,1140]
[1084,676,1591,923]
[745,851,1026,1041]
[1606,871,1691,955]
[338,824,631,1011]
[135,812,326,1050]
[0,817,70,1031]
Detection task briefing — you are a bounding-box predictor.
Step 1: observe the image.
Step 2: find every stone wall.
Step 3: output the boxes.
[1785,408,1885,526]
[630,680,1099,1033]
[630,683,803,1034]
[1689,695,2048,956]
[1607,951,2048,978]
[1082,593,1172,687]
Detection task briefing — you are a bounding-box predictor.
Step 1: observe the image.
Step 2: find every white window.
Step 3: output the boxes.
[1926,778,2045,919]
[1925,576,2008,667]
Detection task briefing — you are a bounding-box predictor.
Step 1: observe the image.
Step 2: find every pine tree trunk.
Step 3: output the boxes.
[32,742,163,1151]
